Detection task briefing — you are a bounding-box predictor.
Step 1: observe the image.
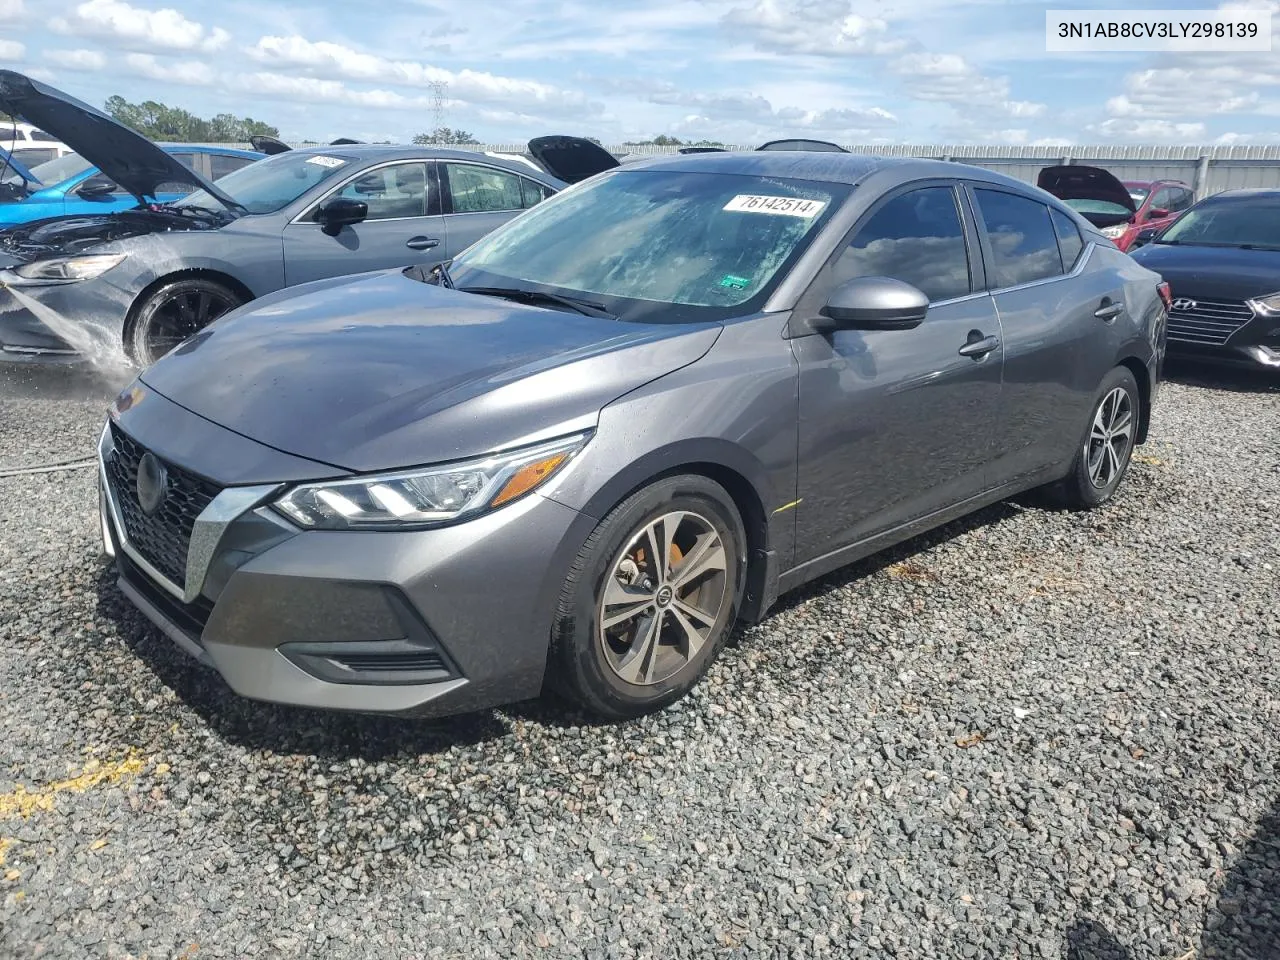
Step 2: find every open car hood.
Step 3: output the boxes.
[757,138,848,153]
[526,135,620,184]
[1037,164,1137,228]
[0,69,240,210]
[249,134,292,155]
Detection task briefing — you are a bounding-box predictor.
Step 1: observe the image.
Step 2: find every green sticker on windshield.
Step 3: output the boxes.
[719,274,750,289]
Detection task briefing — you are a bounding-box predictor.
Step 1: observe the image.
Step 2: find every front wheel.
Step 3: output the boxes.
[1054,366,1141,509]
[128,277,243,367]
[549,475,746,720]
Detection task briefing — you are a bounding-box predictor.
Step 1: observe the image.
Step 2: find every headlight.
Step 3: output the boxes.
[1100,225,1128,240]
[273,432,590,530]
[1248,292,1280,316]
[11,253,128,282]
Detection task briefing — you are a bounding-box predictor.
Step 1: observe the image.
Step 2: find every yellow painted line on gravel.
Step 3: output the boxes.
[0,751,147,821]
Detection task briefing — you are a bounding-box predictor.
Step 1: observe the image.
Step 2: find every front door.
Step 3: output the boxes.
[792,183,1004,567]
[282,160,447,287]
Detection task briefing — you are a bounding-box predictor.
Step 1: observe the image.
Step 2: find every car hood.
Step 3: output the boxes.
[1037,164,1137,227]
[0,70,238,210]
[138,270,723,473]
[1129,243,1280,301]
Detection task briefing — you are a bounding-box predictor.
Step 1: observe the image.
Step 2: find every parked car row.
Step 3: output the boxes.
[1037,162,1279,372]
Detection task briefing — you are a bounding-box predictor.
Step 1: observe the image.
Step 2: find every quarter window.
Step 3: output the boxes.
[328,162,430,220]
[520,177,553,209]
[446,163,524,213]
[1049,208,1084,272]
[1149,187,1174,213]
[973,189,1063,289]
[832,186,971,303]
[1169,187,1194,212]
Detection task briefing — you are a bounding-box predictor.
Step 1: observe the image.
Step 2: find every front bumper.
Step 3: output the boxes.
[99,421,591,717]
[0,276,127,364]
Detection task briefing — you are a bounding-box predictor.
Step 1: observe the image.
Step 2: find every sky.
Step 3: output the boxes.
[0,0,1277,146]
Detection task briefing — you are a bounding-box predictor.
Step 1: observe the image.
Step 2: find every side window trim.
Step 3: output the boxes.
[441,160,527,216]
[965,182,1097,294]
[293,159,435,225]
[788,178,983,335]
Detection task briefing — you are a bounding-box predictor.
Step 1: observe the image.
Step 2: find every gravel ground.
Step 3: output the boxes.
[0,360,1277,959]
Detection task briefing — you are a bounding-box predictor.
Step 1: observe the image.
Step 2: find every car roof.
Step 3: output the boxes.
[1122,179,1189,188]
[1198,188,1280,201]
[161,144,263,157]
[285,143,564,183]
[615,150,1037,192]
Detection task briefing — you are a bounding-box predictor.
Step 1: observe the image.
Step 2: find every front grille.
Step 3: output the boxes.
[117,552,213,641]
[1167,297,1255,346]
[333,652,448,674]
[106,424,221,588]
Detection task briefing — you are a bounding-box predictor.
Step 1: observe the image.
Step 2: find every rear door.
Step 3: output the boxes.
[438,160,552,259]
[968,185,1125,485]
[282,160,447,286]
[792,181,1004,565]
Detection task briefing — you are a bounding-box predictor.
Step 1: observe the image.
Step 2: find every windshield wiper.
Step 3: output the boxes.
[431,259,455,289]
[460,285,617,319]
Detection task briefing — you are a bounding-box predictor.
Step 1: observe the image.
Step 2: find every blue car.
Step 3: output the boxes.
[0,144,263,227]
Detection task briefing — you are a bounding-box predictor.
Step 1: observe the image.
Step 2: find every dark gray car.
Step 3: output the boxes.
[0,71,570,366]
[99,150,1168,720]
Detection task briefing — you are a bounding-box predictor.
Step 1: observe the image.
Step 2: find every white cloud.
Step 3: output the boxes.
[237,72,433,111]
[0,0,24,22]
[51,0,231,53]
[123,53,216,86]
[1107,64,1279,120]
[0,38,22,61]
[724,0,906,56]
[47,48,106,70]
[892,52,1044,119]
[247,34,598,115]
[1088,118,1207,141]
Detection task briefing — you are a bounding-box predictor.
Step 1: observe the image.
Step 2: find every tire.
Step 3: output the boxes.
[1052,366,1141,509]
[549,474,747,720]
[128,277,243,367]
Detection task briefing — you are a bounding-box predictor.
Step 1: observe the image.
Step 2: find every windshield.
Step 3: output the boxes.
[175,150,354,214]
[1127,186,1151,205]
[450,169,848,322]
[1158,197,1280,248]
[1065,198,1132,216]
[29,152,92,186]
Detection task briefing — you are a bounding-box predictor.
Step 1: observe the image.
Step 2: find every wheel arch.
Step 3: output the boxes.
[560,438,783,627]
[123,268,256,359]
[1116,354,1153,444]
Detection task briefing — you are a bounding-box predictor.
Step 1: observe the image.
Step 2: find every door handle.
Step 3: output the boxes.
[958,333,1000,359]
[1095,300,1124,321]
[406,236,440,251]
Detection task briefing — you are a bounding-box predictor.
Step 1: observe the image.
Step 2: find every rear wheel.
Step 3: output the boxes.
[1053,365,1140,509]
[549,475,746,720]
[128,277,243,367]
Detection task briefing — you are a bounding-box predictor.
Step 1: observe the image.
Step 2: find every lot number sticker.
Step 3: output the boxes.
[306,156,346,168]
[724,194,827,218]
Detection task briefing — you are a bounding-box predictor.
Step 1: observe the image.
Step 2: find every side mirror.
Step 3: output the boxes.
[317,197,368,236]
[76,181,116,200]
[1131,227,1160,250]
[817,276,929,332]
[1148,207,1169,219]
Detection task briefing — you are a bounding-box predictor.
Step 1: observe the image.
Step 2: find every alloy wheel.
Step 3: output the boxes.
[144,288,237,363]
[598,510,729,686]
[1085,386,1134,488]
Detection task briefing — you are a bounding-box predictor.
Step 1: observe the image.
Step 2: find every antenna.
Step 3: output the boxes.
[429,81,448,135]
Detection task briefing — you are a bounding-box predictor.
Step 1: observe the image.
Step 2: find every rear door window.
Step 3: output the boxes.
[444,163,525,213]
[973,188,1064,288]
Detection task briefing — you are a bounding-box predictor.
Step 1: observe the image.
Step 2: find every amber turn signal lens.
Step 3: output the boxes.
[490,452,570,507]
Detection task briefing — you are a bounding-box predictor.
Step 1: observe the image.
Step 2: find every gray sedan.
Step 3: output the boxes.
[100,150,1168,721]
[0,70,575,366]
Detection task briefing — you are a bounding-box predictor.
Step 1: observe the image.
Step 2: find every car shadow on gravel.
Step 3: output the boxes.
[1163,358,1280,394]
[1064,796,1280,959]
[764,499,1025,619]
[92,565,518,760]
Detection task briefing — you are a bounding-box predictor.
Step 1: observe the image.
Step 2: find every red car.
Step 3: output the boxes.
[1037,166,1195,252]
